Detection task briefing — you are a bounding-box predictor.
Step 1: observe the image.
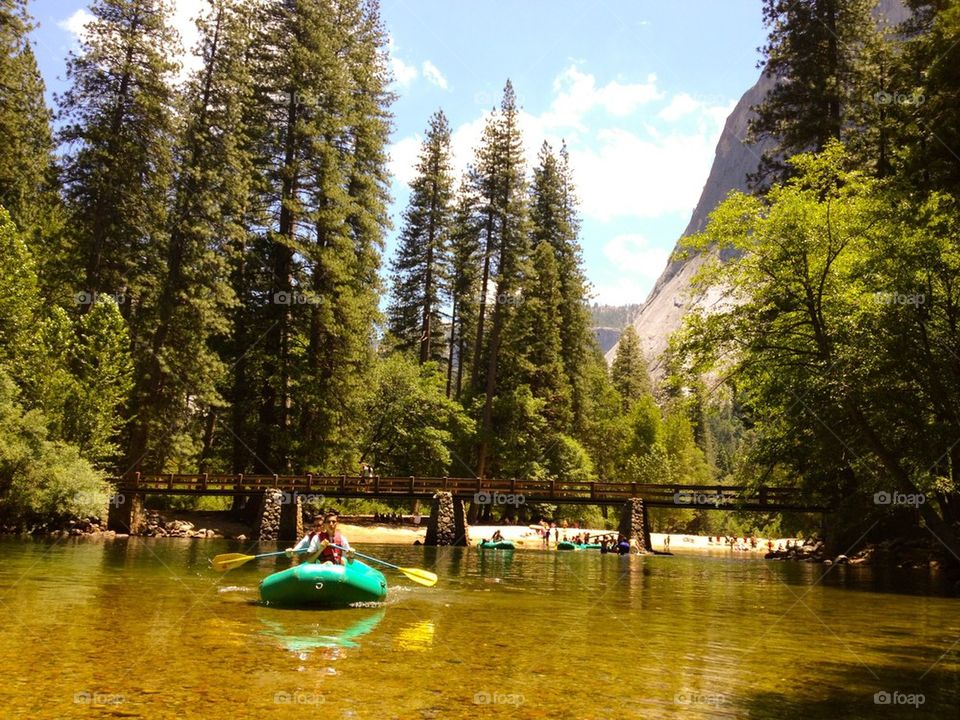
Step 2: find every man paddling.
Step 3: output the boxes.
[286,512,353,565]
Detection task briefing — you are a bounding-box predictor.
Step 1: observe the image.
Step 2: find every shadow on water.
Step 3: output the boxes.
[739,648,960,719]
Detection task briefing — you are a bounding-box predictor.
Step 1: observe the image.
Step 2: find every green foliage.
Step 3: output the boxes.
[0,371,109,525]
[675,142,960,552]
[361,355,474,477]
[610,325,651,409]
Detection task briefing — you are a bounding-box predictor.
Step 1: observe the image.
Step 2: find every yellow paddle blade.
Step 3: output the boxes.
[399,567,438,587]
[211,553,257,572]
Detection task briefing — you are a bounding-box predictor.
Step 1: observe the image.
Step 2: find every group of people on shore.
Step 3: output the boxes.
[707,535,760,551]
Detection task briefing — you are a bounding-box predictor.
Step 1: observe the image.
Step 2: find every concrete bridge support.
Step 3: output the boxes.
[425,492,469,546]
[254,489,303,542]
[619,497,652,553]
[107,491,145,534]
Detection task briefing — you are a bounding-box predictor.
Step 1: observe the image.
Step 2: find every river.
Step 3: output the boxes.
[0,537,957,718]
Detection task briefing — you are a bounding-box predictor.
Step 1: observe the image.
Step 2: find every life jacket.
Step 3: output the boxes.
[310,530,343,564]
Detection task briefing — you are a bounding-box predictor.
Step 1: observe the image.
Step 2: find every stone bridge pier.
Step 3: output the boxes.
[107,491,145,534]
[619,497,652,553]
[254,489,304,543]
[425,492,469,546]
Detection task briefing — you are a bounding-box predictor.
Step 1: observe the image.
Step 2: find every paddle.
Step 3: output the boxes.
[211,549,307,572]
[327,543,438,588]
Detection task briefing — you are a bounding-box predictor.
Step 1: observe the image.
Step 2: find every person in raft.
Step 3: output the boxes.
[285,513,353,565]
[491,529,504,542]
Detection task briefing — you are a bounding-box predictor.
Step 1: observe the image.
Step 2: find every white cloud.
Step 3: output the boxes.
[389,135,423,187]
[58,9,94,40]
[659,93,701,121]
[541,66,662,130]
[388,36,418,87]
[591,277,656,306]
[602,234,671,279]
[421,61,448,90]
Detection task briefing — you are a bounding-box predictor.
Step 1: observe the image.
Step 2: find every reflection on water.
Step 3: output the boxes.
[259,608,386,653]
[0,537,957,719]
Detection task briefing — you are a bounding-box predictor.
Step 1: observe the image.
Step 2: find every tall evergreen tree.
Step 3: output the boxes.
[748,0,878,185]
[445,180,481,400]
[470,81,529,477]
[501,240,570,433]
[58,0,178,310]
[387,110,455,363]
[611,325,651,408]
[241,0,393,473]
[0,0,54,234]
[125,0,257,470]
[529,140,592,430]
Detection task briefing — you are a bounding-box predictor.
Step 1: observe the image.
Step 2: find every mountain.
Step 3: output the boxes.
[606,0,910,377]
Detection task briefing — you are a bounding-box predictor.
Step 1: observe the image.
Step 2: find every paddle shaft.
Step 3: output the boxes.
[328,543,404,572]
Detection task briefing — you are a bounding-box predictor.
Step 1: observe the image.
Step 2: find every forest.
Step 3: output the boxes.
[1,0,959,552]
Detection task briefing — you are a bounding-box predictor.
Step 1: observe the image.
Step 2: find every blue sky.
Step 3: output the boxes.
[28,0,767,306]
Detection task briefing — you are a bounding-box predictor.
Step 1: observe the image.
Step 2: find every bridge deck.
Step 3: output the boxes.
[112,474,826,512]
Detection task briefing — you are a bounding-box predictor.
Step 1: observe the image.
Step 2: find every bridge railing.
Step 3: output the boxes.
[110,473,821,509]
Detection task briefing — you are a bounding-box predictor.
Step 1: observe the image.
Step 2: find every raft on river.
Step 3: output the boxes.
[478,540,516,550]
[557,541,601,551]
[259,559,387,607]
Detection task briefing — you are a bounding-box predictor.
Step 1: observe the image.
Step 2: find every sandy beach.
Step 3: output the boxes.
[336,520,800,554]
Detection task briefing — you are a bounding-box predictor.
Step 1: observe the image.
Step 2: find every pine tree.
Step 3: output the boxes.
[530,140,592,430]
[388,110,455,363]
[242,0,393,473]
[471,81,530,477]
[58,0,178,308]
[445,180,481,400]
[126,0,257,470]
[501,241,570,433]
[611,325,651,408]
[748,0,878,185]
[0,0,54,234]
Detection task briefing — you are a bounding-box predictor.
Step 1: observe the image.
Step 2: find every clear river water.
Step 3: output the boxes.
[1,537,957,719]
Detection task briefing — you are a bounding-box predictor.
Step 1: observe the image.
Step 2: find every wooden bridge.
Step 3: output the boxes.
[113,473,826,513]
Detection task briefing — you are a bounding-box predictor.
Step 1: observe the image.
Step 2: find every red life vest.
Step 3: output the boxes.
[308,530,343,564]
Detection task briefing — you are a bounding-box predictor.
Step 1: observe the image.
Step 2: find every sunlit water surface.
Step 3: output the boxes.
[1,537,957,719]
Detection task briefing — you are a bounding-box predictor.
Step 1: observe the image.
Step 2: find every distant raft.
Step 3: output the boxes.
[259,560,387,607]
[557,542,601,551]
[478,540,516,550]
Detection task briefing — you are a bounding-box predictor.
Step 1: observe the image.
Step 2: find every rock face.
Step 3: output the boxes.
[607,0,910,378]
[605,72,777,376]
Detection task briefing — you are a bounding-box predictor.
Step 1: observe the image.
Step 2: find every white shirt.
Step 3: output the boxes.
[293,531,351,557]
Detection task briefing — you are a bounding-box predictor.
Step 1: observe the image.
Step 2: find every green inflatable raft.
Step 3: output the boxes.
[259,560,387,607]
[478,540,515,550]
[557,541,601,551]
